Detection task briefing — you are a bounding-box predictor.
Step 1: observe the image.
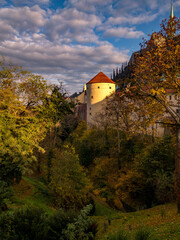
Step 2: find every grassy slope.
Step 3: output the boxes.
[12,176,54,214]
[94,202,180,240]
[12,177,180,240]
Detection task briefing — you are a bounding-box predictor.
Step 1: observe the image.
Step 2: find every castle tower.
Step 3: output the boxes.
[86,71,116,125]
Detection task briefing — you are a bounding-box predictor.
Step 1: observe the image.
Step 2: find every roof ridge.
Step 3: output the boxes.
[87,71,115,84]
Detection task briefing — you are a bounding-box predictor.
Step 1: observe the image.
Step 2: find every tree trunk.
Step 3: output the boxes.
[117,113,121,169]
[175,126,180,213]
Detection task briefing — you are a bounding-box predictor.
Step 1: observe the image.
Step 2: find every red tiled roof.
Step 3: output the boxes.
[87,71,115,84]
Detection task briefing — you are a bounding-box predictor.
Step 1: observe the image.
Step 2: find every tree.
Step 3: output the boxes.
[37,85,74,181]
[50,146,92,209]
[98,91,162,169]
[0,58,50,181]
[132,17,180,211]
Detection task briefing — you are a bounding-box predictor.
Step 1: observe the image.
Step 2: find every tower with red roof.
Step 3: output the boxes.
[86,71,116,125]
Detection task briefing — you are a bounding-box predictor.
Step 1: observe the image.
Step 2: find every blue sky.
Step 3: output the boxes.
[0,0,179,93]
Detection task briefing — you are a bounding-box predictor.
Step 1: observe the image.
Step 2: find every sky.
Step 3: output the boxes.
[0,0,179,94]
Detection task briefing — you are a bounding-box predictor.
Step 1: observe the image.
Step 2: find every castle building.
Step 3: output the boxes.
[71,71,116,125]
[86,71,116,125]
[71,0,178,132]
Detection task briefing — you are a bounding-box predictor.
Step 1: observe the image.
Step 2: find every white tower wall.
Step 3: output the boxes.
[87,82,115,125]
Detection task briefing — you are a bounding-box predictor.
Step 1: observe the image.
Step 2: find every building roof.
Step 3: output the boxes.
[87,71,115,84]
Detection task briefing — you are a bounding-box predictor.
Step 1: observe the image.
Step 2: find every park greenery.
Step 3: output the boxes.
[0,17,179,239]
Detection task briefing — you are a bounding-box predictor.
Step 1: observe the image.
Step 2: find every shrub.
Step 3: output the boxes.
[0,180,13,212]
[0,204,97,240]
[63,204,97,240]
[0,206,48,240]
[46,209,77,240]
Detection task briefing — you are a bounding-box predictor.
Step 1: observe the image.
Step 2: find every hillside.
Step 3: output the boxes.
[94,202,180,240]
[12,177,180,240]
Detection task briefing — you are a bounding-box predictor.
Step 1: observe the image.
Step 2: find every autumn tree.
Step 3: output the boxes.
[98,91,162,169]
[132,17,180,211]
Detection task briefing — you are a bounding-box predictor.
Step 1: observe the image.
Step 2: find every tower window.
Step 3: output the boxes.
[109,87,111,89]
[91,96,93,99]
[89,107,91,110]
[89,113,91,115]
[98,86,100,88]
[169,95,172,100]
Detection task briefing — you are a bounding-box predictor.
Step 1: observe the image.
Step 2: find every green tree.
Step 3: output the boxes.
[37,85,74,181]
[50,146,92,209]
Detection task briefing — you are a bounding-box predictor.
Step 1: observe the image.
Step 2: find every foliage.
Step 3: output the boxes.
[0,181,13,212]
[50,146,92,209]
[39,85,74,126]
[60,114,79,141]
[0,58,50,192]
[115,136,175,210]
[131,17,180,210]
[134,136,175,204]
[0,204,97,240]
[63,204,97,240]
[70,123,117,167]
[0,206,48,240]
[115,170,152,211]
[46,209,77,240]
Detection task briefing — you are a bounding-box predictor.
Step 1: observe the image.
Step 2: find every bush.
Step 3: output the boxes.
[0,206,48,240]
[63,204,97,240]
[0,204,97,240]
[0,180,13,212]
[46,209,77,240]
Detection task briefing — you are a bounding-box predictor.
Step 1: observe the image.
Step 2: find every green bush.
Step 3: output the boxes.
[0,204,97,240]
[0,180,13,212]
[46,209,77,240]
[63,204,97,240]
[0,206,48,240]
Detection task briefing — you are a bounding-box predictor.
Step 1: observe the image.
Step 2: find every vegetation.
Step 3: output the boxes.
[132,17,180,211]
[0,17,179,240]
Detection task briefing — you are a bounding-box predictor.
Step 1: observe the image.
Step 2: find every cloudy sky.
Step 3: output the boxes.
[0,0,179,93]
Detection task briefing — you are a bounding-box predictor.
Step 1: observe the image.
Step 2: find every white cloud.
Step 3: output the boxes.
[0,6,46,33]
[0,37,129,93]
[107,13,158,25]
[66,0,113,12]
[45,8,101,43]
[104,27,144,39]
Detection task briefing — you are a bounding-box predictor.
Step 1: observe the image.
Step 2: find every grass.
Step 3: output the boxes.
[12,176,54,214]
[94,201,117,216]
[94,202,180,240]
[8,176,180,240]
